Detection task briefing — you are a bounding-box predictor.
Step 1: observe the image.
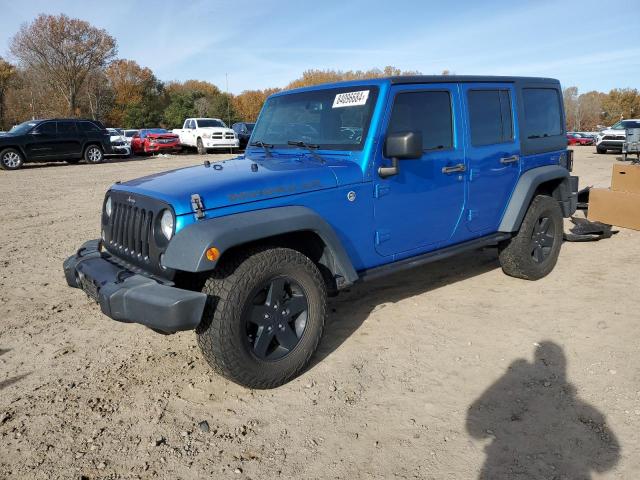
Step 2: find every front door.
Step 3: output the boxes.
[24,121,58,158]
[373,84,466,257]
[461,84,520,232]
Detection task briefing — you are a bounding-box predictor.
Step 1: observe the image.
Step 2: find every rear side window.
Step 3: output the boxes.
[468,90,513,146]
[522,88,562,138]
[79,121,100,133]
[388,91,453,151]
[57,121,77,134]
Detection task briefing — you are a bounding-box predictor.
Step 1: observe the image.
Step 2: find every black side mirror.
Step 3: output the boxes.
[379,130,423,178]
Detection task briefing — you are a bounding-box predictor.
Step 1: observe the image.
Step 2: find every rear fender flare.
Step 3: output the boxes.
[499,165,571,232]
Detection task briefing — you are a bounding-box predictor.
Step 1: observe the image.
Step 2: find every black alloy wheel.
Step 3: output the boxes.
[244,276,309,361]
[530,215,556,263]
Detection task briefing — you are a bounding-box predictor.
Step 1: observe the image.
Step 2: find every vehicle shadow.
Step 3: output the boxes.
[466,341,620,479]
[310,247,501,367]
[0,349,30,391]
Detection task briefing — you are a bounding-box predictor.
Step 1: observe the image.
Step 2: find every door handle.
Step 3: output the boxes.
[441,163,466,174]
[500,155,519,164]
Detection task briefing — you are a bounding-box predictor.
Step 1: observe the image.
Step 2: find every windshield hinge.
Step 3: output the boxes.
[191,193,205,220]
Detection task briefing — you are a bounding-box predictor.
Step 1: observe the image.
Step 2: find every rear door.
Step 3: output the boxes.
[461,84,520,233]
[56,121,82,156]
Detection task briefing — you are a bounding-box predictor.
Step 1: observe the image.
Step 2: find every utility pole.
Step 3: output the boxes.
[226,73,232,154]
[226,73,231,127]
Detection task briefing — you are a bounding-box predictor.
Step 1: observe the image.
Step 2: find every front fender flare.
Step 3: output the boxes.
[162,206,359,286]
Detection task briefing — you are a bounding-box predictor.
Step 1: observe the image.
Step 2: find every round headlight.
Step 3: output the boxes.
[105,196,112,217]
[160,209,174,240]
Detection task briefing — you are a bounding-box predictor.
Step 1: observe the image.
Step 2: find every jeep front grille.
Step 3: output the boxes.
[109,202,153,260]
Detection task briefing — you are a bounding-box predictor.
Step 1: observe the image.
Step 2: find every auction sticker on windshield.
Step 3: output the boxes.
[333,90,370,108]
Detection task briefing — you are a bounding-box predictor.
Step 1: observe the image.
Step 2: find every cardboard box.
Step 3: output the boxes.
[588,188,640,231]
[611,164,640,194]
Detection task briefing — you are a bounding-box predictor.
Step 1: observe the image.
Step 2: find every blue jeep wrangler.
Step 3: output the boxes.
[64,76,578,388]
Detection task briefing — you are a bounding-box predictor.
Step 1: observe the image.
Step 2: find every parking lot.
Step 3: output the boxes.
[0,148,639,479]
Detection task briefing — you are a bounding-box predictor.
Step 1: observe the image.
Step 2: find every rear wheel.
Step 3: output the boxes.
[196,247,327,389]
[498,195,563,280]
[0,148,24,170]
[84,145,104,164]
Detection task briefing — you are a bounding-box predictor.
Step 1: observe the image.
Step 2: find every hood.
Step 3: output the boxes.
[198,126,234,133]
[599,128,625,135]
[146,132,179,139]
[111,155,340,215]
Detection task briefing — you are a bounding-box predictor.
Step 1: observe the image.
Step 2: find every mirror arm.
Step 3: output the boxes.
[378,157,399,178]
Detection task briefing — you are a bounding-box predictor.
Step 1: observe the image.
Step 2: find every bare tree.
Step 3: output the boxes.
[10,14,117,115]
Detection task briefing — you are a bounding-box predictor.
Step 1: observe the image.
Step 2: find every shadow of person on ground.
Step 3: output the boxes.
[310,247,500,367]
[466,341,620,480]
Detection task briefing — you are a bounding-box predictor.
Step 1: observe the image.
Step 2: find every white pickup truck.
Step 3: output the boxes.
[172,118,239,154]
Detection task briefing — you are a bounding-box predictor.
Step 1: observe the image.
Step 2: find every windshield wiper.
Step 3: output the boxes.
[249,140,273,157]
[287,140,325,164]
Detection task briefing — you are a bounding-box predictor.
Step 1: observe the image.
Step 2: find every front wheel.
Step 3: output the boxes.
[0,148,24,170]
[84,145,104,164]
[197,138,206,155]
[196,247,327,389]
[596,146,607,154]
[498,195,563,280]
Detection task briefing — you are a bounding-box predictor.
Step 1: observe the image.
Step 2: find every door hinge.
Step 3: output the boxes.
[469,168,475,182]
[467,209,478,221]
[375,230,391,244]
[374,184,390,198]
[191,193,205,219]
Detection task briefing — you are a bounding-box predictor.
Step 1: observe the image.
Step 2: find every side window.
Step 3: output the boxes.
[57,121,77,134]
[35,122,56,135]
[522,88,562,138]
[79,121,100,133]
[468,89,513,146]
[388,90,453,151]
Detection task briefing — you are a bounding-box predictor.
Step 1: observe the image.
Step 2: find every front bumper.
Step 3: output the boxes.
[107,145,131,156]
[204,138,239,149]
[63,240,206,333]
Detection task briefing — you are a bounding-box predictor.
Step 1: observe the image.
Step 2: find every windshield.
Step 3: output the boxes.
[197,119,226,128]
[9,121,39,135]
[251,86,379,150]
[124,130,138,137]
[246,123,255,132]
[140,128,168,137]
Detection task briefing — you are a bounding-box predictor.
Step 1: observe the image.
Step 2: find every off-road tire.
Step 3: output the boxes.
[197,138,206,155]
[196,247,327,389]
[0,148,24,170]
[498,195,563,280]
[84,145,104,164]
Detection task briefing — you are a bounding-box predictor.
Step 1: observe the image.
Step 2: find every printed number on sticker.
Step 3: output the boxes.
[333,90,370,108]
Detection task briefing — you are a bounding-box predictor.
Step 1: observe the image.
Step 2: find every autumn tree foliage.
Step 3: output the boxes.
[10,14,117,115]
[0,57,17,129]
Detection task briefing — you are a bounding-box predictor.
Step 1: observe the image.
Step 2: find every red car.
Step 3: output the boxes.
[131,128,181,155]
[566,133,594,146]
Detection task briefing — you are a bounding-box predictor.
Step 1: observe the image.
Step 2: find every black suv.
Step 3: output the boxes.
[231,122,255,149]
[0,119,112,170]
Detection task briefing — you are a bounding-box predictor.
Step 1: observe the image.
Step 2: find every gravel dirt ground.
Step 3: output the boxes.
[0,148,638,479]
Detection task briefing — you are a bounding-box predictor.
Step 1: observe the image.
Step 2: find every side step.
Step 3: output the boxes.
[358,233,511,283]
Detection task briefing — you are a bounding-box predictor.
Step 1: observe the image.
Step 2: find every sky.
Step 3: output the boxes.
[0,0,639,94]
